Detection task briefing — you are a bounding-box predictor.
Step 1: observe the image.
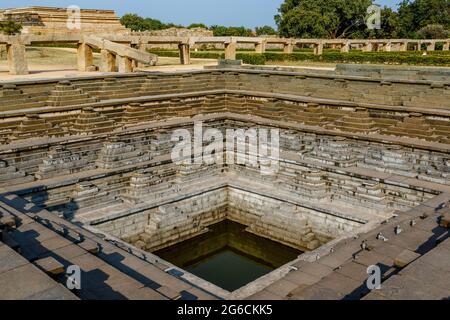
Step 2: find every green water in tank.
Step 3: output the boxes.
[154,220,302,292]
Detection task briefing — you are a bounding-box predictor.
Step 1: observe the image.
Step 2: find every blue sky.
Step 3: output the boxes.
[1,0,400,28]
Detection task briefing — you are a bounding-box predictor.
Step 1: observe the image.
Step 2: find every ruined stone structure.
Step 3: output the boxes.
[0,5,449,75]
[139,27,215,50]
[2,32,449,75]
[0,6,129,34]
[0,63,449,300]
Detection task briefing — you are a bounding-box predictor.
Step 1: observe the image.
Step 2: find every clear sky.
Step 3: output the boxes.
[1,0,400,28]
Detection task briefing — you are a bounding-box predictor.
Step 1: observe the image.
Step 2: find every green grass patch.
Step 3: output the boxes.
[148,49,266,65]
[149,49,450,66]
[261,51,450,66]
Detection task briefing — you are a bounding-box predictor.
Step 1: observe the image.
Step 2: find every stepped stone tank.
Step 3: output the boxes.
[0,63,449,300]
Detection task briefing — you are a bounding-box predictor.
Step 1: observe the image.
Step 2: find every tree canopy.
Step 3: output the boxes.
[120,13,181,31]
[210,25,254,36]
[275,0,449,39]
[0,20,22,35]
[120,13,264,36]
[397,0,450,37]
[255,25,278,36]
[275,0,372,38]
[416,23,449,38]
[187,23,208,29]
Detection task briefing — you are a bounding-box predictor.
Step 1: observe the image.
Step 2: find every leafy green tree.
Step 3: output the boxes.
[358,7,401,39]
[210,25,254,36]
[275,0,373,38]
[188,23,208,29]
[120,13,147,31]
[397,0,450,37]
[164,22,185,29]
[417,24,449,38]
[0,20,22,35]
[120,13,180,31]
[255,25,278,36]
[143,18,166,30]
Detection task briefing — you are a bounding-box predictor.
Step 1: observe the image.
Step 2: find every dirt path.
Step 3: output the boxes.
[0,46,336,81]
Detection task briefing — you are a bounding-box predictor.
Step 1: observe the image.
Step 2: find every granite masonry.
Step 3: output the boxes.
[0,63,449,300]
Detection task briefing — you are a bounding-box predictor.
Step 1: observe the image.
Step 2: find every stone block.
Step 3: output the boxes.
[307,239,320,250]
[0,216,16,229]
[134,240,146,249]
[439,212,450,228]
[394,249,421,268]
[157,285,182,300]
[78,239,99,254]
[0,245,29,273]
[34,257,65,275]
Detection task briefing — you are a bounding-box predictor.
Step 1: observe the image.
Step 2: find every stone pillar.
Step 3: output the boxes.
[443,42,450,51]
[100,49,116,72]
[178,43,191,65]
[7,43,29,75]
[224,41,237,60]
[399,42,408,51]
[136,42,150,68]
[313,42,323,55]
[417,41,423,51]
[255,40,266,53]
[283,42,293,54]
[363,42,373,52]
[117,55,133,73]
[77,43,93,71]
[426,42,435,51]
[384,42,392,52]
[340,41,350,53]
[130,44,138,68]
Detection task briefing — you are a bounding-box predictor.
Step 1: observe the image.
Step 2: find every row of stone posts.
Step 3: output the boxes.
[77,42,135,73]
[3,37,450,74]
[242,39,450,55]
[77,38,450,68]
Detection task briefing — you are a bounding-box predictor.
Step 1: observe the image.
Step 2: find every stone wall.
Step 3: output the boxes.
[114,186,355,252]
[141,27,216,50]
[2,69,449,113]
[0,6,129,35]
[0,66,447,265]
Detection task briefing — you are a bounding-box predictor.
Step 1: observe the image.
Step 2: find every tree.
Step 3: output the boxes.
[164,22,185,29]
[0,20,22,35]
[143,18,166,30]
[255,25,278,36]
[120,13,179,31]
[359,7,401,39]
[275,0,373,38]
[120,13,147,31]
[210,25,254,36]
[397,0,450,37]
[188,23,208,29]
[417,24,449,38]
